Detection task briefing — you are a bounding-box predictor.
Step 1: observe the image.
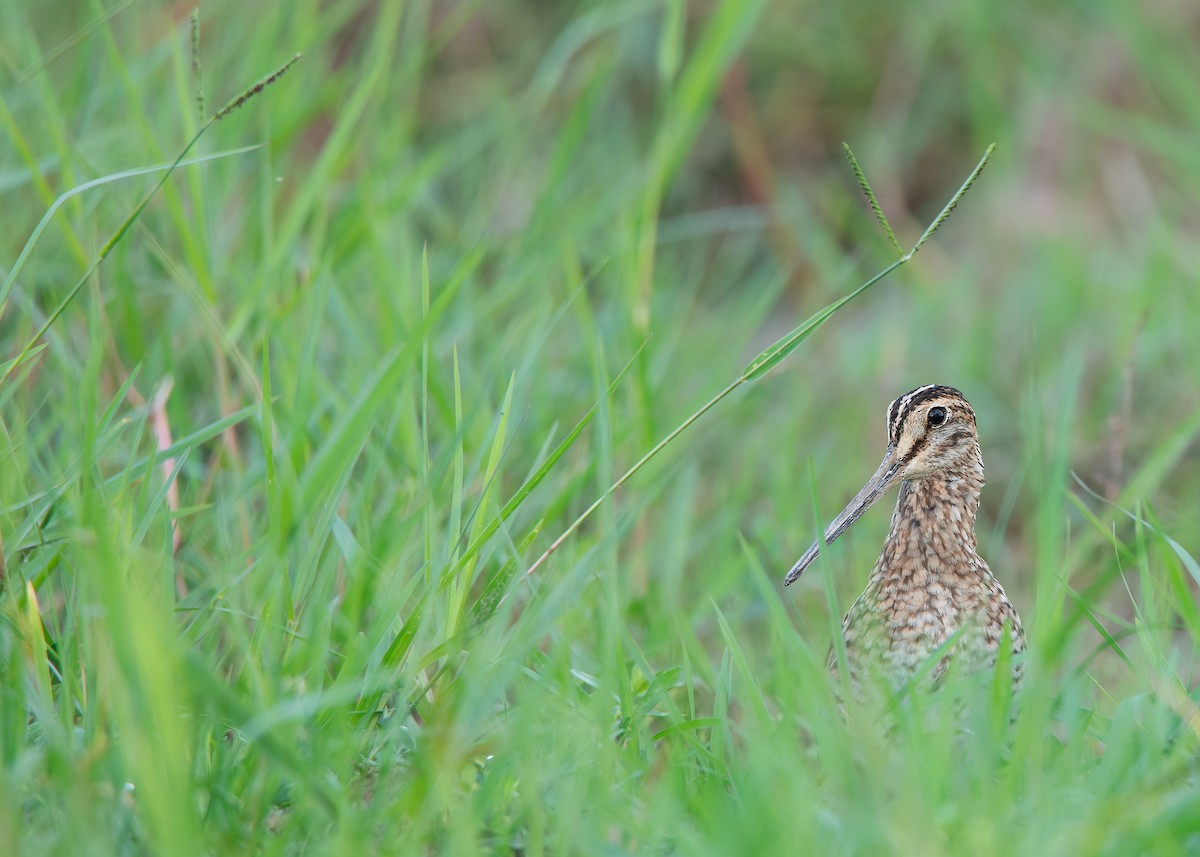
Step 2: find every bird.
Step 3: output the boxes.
[783,384,1025,693]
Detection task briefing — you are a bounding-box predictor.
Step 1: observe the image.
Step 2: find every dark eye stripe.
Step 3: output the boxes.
[900,432,932,463]
[899,424,975,465]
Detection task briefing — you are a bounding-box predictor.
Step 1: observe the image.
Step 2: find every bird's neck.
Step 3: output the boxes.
[879,450,986,574]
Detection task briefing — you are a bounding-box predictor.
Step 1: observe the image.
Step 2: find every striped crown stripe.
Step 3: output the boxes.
[886,384,966,444]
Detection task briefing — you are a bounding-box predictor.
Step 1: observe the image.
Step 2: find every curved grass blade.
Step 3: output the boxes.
[1,54,300,389]
[0,145,263,313]
[439,343,647,592]
[741,257,904,381]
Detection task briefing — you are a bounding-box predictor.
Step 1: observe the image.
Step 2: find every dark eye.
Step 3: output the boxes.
[927,407,947,427]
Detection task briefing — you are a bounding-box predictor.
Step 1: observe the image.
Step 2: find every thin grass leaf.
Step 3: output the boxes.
[652,716,723,741]
[0,145,262,312]
[19,0,136,80]
[1,51,298,389]
[1073,471,1200,588]
[442,344,645,591]
[657,0,685,83]
[294,434,366,613]
[112,404,261,486]
[522,374,741,581]
[741,257,905,381]
[0,344,50,402]
[95,363,143,440]
[711,647,733,768]
[1066,585,1138,673]
[421,243,433,584]
[22,582,53,715]
[449,345,465,568]
[382,588,431,669]
[658,0,768,184]
[1143,503,1200,640]
[181,651,339,817]
[131,448,190,548]
[531,3,668,100]
[711,598,772,725]
[467,372,516,554]
[260,344,284,550]
[240,676,404,742]
[471,522,544,626]
[299,349,406,509]
[1119,399,1200,508]
[448,372,516,631]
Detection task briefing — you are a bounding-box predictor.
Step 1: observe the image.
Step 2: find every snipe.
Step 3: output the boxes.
[784,385,1025,690]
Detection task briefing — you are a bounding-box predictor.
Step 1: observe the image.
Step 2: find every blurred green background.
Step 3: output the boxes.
[2,1,1199,854]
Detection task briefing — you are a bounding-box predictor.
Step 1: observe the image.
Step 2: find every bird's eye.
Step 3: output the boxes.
[927,407,947,427]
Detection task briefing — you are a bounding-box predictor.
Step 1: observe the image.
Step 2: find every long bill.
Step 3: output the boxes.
[783,445,904,586]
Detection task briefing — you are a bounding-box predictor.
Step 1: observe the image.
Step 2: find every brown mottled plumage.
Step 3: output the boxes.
[784,385,1025,691]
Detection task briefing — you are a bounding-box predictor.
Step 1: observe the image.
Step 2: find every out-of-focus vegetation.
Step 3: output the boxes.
[2,1,1199,853]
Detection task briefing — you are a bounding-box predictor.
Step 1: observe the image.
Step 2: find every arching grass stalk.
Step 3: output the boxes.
[0,145,264,316]
[523,143,996,581]
[0,51,301,389]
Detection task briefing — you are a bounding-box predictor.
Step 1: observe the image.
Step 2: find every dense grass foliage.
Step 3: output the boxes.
[3,1,1199,854]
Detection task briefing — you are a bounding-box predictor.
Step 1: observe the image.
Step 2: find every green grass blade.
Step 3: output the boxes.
[131,448,189,548]
[448,372,516,632]
[741,257,905,381]
[0,145,263,313]
[441,344,645,591]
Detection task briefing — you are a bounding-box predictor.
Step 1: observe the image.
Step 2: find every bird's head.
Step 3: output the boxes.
[783,385,979,585]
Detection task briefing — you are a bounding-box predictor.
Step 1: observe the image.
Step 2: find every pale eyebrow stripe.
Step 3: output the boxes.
[887,384,936,443]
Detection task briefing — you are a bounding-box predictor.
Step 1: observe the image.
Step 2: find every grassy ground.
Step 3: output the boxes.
[3,1,1200,854]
